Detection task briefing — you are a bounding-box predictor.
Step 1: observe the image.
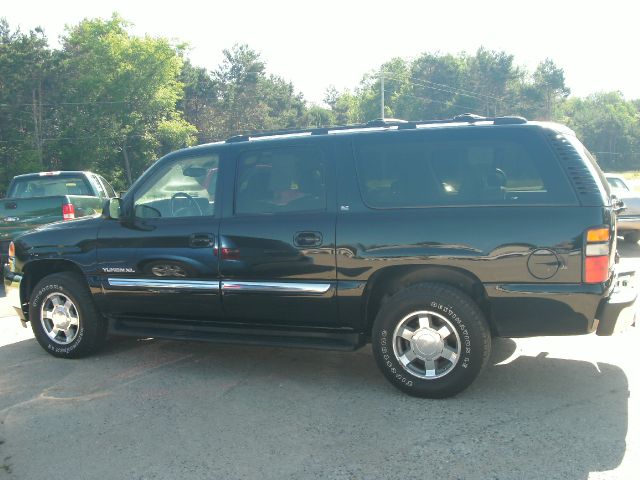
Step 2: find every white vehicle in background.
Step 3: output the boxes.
[605,173,640,243]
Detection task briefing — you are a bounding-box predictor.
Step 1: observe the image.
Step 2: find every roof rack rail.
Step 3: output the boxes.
[366,118,408,127]
[224,114,527,143]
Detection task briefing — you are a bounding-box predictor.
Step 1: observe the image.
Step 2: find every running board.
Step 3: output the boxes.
[108,318,365,351]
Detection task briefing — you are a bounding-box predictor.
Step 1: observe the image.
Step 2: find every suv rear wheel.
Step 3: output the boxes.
[372,282,491,398]
[29,272,107,358]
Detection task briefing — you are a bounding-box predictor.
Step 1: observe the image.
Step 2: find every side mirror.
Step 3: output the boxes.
[103,197,122,220]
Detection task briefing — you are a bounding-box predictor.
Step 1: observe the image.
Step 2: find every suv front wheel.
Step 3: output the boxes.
[372,283,491,398]
[29,272,107,358]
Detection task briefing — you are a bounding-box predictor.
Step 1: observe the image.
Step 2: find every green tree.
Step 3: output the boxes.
[212,44,307,138]
[530,58,570,119]
[51,14,193,189]
[354,57,410,121]
[562,92,640,170]
[465,47,521,116]
[0,18,52,188]
[398,52,469,119]
[324,86,359,124]
[179,59,220,143]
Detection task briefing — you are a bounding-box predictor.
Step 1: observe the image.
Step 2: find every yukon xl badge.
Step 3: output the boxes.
[102,267,135,273]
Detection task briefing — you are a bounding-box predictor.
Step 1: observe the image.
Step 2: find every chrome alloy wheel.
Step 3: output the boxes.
[392,310,461,379]
[40,292,80,345]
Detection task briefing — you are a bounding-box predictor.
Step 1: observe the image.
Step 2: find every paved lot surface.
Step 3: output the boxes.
[0,245,639,480]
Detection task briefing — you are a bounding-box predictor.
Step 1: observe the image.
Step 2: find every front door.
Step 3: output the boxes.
[219,141,338,326]
[96,151,223,322]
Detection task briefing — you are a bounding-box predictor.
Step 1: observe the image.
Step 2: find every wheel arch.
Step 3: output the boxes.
[362,265,494,335]
[20,259,87,320]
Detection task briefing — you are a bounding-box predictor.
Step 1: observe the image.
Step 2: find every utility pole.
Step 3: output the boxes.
[32,86,44,167]
[380,67,385,119]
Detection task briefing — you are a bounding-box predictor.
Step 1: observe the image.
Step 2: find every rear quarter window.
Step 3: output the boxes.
[353,128,578,208]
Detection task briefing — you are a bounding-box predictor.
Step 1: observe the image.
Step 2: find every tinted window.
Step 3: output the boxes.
[133,154,219,218]
[354,129,576,208]
[235,146,327,215]
[99,176,117,197]
[8,175,92,198]
[91,175,106,197]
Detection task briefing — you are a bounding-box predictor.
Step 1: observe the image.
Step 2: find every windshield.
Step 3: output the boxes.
[8,175,92,198]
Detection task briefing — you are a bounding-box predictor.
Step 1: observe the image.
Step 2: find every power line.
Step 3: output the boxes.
[409,75,502,101]
[0,89,480,145]
[388,90,479,113]
[0,93,272,109]
[0,133,148,145]
[382,73,497,104]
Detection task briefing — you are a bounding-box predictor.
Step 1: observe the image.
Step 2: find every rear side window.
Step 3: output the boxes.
[8,175,92,198]
[99,176,117,197]
[92,175,106,197]
[235,146,327,215]
[354,128,577,208]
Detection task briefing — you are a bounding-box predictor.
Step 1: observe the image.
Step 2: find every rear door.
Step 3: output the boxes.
[219,139,338,326]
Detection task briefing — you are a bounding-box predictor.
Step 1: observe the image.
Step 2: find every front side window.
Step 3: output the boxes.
[354,129,577,208]
[235,146,327,215]
[133,154,219,218]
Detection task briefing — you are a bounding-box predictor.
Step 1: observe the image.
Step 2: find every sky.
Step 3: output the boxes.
[2,0,640,105]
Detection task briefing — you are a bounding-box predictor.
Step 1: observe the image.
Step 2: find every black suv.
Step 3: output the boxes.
[4,115,636,398]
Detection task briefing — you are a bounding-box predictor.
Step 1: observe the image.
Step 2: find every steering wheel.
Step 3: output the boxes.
[170,192,203,217]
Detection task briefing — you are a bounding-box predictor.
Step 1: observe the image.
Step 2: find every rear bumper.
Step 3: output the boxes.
[595,268,636,335]
[616,216,640,231]
[3,263,26,323]
[485,282,606,336]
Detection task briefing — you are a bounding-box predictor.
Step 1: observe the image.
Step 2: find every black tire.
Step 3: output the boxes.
[623,231,640,244]
[29,272,107,358]
[372,282,491,398]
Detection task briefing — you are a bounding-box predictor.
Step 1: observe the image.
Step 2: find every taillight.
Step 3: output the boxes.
[62,203,75,221]
[8,241,15,258]
[584,227,610,283]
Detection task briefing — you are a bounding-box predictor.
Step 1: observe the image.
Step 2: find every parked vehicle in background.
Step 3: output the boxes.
[0,171,116,263]
[605,173,640,243]
[4,115,636,398]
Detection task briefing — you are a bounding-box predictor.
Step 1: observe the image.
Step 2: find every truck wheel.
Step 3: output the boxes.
[372,282,491,398]
[29,272,107,358]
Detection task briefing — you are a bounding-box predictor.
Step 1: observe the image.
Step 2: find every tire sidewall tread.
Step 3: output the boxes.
[372,282,491,398]
[29,272,106,358]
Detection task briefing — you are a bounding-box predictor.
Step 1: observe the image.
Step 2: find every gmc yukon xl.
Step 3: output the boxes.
[3,115,636,398]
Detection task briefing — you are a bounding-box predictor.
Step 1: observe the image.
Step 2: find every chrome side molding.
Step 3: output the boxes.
[107,278,219,290]
[106,278,332,295]
[221,281,331,295]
